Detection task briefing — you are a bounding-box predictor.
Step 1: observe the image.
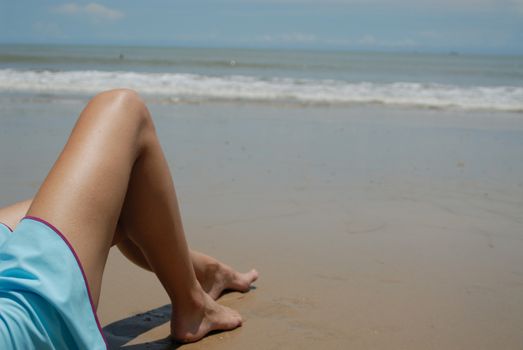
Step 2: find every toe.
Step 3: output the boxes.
[237,269,258,290]
[247,269,259,283]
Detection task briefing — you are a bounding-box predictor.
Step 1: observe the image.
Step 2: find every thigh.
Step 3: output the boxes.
[26,89,150,307]
[0,199,31,230]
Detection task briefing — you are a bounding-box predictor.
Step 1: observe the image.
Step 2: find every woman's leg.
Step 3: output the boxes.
[0,199,258,300]
[24,89,244,343]
[117,238,258,299]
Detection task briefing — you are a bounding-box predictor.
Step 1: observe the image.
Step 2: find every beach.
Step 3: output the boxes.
[1,96,522,349]
[1,44,523,349]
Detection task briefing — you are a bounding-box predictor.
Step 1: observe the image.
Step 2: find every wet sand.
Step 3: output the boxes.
[1,99,523,349]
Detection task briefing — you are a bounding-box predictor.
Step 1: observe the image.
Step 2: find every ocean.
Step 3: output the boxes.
[0,44,522,112]
[0,45,523,113]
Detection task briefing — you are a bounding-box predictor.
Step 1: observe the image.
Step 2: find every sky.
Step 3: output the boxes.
[0,0,522,54]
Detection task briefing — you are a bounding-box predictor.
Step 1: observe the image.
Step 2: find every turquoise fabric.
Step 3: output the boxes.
[0,217,107,349]
[0,223,11,247]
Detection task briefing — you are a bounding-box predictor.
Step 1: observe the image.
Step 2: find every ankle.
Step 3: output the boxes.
[173,284,206,314]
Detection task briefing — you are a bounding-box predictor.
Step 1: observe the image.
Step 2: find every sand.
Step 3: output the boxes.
[1,99,523,349]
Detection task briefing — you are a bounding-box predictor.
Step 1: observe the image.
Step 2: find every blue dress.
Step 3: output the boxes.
[0,217,107,349]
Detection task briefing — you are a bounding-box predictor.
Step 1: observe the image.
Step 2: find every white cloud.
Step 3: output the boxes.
[54,3,124,20]
[355,35,416,47]
[358,34,377,45]
[260,33,318,43]
[256,33,417,48]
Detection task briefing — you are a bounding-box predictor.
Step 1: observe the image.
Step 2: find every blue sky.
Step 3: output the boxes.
[1,0,522,54]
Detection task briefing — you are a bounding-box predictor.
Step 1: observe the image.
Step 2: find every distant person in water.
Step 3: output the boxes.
[0,89,258,349]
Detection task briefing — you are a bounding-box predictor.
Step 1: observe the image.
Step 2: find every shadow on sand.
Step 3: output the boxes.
[103,304,179,349]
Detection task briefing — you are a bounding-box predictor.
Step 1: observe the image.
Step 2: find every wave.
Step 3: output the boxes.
[0,69,522,112]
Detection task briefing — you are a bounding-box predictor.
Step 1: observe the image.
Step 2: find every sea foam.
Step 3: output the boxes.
[0,69,522,112]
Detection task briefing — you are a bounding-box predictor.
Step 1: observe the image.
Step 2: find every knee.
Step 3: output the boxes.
[92,88,153,130]
[96,88,147,114]
[103,88,142,102]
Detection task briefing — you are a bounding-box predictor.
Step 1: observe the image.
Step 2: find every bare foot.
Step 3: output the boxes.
[192,251,259,300]
[171,291,243,343]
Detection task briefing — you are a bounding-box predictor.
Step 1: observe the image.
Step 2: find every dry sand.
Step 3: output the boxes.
[1,100,523,349]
